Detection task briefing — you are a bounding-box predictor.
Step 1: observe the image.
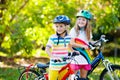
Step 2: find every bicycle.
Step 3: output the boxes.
[18,52,80,80]
[18,36,120,80]
[86,36,120,80]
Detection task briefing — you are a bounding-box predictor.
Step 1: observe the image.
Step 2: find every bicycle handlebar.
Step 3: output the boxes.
[88,35,108,50]
[52,35,108,62]
[52,52,79,63]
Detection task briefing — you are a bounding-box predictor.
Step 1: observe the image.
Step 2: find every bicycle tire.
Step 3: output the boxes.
[18,69,40,80]
[100,65,120,80]
[64,73,80,80]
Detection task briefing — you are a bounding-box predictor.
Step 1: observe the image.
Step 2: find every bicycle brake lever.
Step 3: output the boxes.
[88,42,95,50]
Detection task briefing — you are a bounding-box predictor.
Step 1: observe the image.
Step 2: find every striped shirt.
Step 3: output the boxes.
[46,34,71,70]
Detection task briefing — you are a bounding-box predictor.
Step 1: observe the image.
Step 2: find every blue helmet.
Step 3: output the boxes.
[76,10,92,20]
[53,15,70,25]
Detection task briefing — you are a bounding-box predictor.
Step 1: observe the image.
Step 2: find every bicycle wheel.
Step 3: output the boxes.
[18,69,40,80]
[65,73,80,80]
[100,65,120,80]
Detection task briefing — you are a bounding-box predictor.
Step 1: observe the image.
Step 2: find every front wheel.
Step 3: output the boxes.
[18,69,40,80]
[100,65,120,80]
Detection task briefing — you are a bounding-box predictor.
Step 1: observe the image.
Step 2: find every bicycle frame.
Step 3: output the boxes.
[58,63,74,80]
[87,48,119,80]
[88,50,104,75]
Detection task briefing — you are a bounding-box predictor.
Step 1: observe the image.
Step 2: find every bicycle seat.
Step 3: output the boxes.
[37,63,49,68]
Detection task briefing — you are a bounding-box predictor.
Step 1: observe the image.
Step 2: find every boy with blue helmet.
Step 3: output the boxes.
[45,15,73,80]
[53,15,71,25]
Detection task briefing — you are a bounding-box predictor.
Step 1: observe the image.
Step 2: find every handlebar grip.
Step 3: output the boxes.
[72,52,79,56]
[88,42,96,50]
[51,59,61,62]
[63,57,69,61]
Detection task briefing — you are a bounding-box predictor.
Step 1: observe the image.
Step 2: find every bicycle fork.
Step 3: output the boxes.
[34,73,48,80]
[103,60,119,80]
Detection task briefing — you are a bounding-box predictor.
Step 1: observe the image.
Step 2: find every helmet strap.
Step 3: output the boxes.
[77,25,85,31]
[56,30,67,45]
[56,30,67,36]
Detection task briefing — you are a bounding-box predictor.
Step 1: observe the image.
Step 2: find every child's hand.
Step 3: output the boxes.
[71,51,80,56]
[73,51,80,54]
[83,45,89,49]
[51,56,62,61]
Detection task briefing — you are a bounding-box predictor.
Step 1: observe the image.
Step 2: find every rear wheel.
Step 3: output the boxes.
[18,69,40,80]
[100,65,120,80]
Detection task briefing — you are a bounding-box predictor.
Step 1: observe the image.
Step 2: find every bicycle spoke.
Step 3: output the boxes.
[113,69,120,80]
[19,70,39,80]
[102,69,120,80]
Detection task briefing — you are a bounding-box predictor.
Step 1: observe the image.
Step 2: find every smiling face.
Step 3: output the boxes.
[76,16,87,28]
[54,23,67,35]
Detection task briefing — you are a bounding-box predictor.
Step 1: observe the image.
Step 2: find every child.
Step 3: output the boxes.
[45,15,72,80]
[69,10,93,80]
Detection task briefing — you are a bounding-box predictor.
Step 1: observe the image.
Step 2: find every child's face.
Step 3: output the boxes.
[54,23,66,34]
[76,17,87,28]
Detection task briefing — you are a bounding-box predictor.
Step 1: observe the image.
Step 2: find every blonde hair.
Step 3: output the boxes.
[73,20,92,40]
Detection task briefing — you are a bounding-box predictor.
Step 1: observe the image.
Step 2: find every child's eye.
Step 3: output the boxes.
[78,18,81,20]
[60,26,63,28]
[82,18,86,21]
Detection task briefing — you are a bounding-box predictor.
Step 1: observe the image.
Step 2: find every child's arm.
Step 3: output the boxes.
[68,44,75,53]
[45,46,61,59]
[45,46,52,58]
[70,38,89,49]
[45,36,53,58]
